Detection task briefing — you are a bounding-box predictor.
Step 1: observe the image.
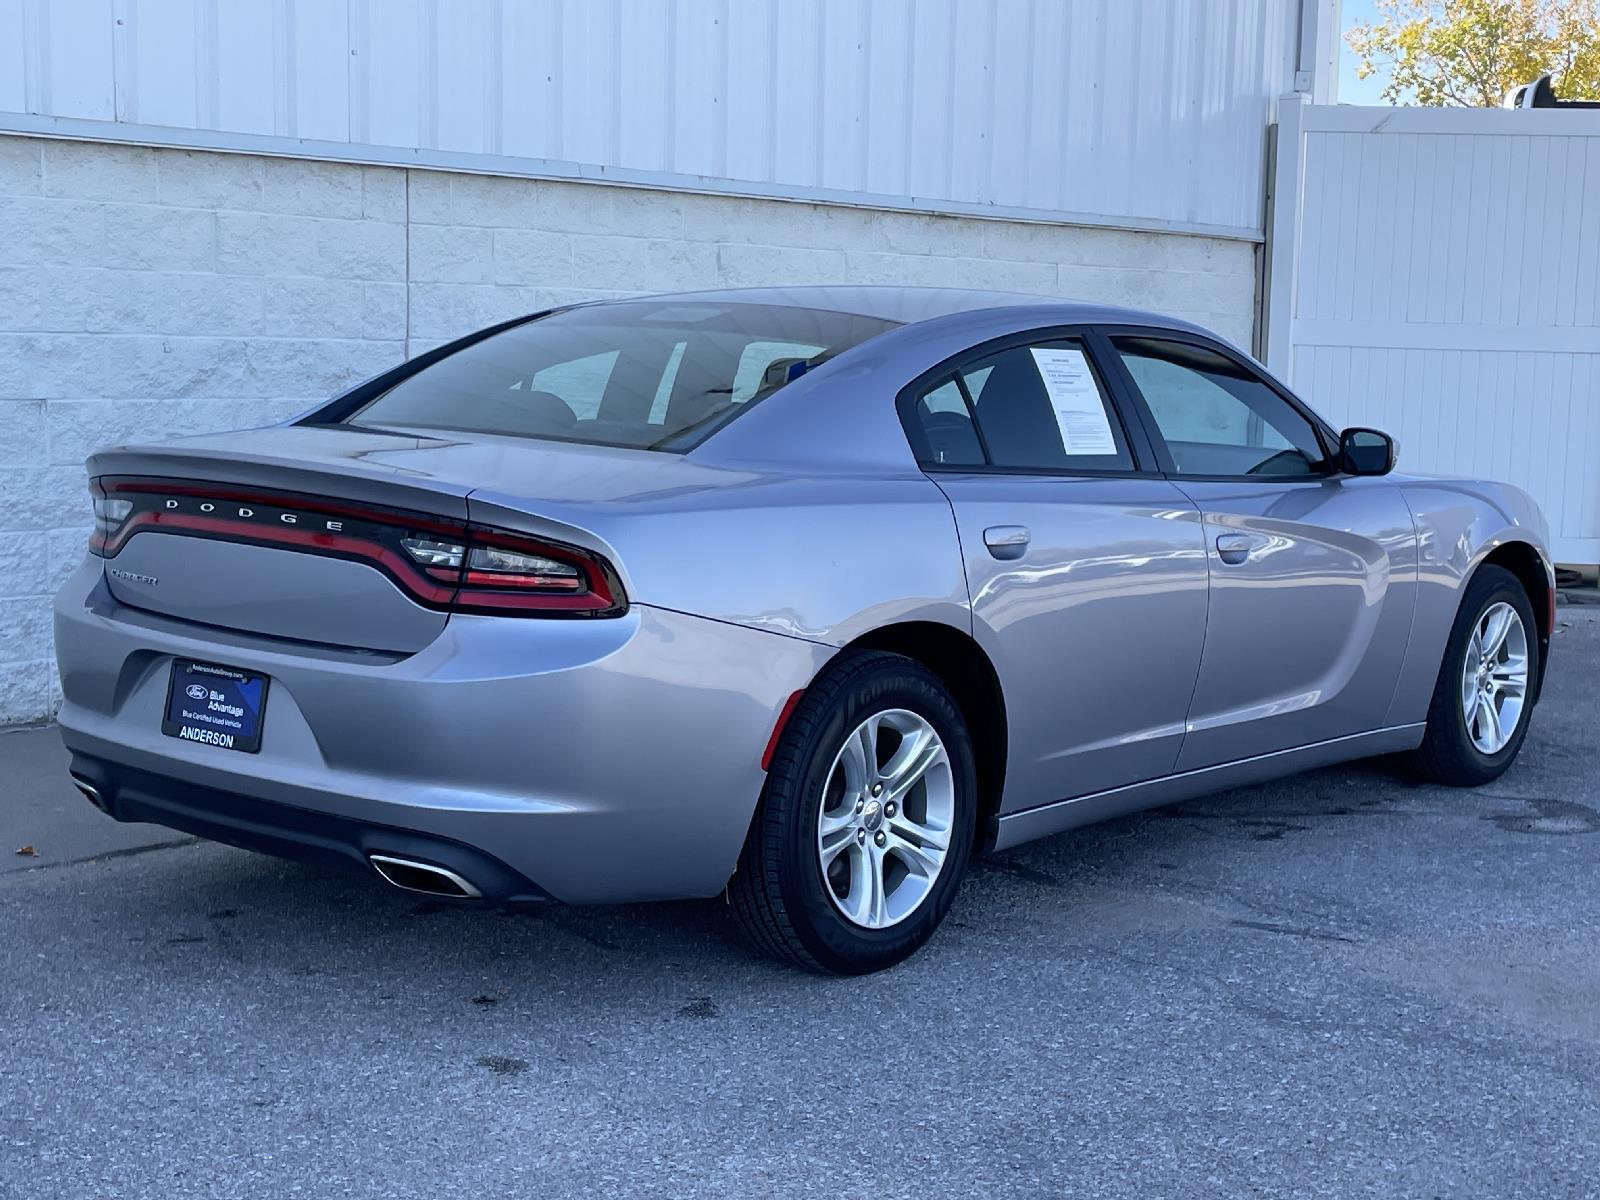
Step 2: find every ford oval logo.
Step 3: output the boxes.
[185,684,209,701]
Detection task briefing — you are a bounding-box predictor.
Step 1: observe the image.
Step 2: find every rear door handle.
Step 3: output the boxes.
[984,525,1030,560]
[1215,533,1256,565]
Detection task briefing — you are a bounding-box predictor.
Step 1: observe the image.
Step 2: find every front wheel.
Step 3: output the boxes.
[728,651,977,974]
[1407,564,1539,786]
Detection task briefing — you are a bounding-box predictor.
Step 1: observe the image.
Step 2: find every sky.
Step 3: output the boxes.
[1336,0,1392,104]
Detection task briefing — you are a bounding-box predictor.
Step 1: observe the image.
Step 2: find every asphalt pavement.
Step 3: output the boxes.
[3,610,1598,1198]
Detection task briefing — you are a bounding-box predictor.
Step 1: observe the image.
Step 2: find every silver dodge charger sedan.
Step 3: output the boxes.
[55,286,1553,974]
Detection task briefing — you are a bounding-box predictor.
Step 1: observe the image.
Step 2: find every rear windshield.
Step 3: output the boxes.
[345,300,897,451]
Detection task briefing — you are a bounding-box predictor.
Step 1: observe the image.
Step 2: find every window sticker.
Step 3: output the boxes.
[1029,347,1118,456]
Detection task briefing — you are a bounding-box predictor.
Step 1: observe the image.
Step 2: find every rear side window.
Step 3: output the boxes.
[346,301,896,452]
[905,378,985,467]
[905,338,1134,473]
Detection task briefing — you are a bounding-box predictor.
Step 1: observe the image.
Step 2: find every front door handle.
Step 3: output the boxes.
[984,525,1030,560]
[1215,533,1256,565]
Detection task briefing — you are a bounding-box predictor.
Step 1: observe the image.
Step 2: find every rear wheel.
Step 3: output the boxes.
[1408,565,1538,786]
[729,651,977,974]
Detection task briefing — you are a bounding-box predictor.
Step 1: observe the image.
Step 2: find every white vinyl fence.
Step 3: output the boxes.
[1265,98,1600,565]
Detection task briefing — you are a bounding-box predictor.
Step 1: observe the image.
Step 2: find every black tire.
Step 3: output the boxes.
[728,650,978,975]
[1407,565,1539,786]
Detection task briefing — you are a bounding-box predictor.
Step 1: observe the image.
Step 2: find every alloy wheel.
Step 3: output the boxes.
[816,709,955,929]
[1460,600,1529,755]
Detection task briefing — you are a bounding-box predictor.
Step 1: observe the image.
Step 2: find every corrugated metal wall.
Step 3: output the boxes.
[1267,101,1600,564]
[0,0,1299,239]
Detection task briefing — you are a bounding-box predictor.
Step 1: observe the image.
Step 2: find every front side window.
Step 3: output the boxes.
[346,301,896,451]
[1112,337,1327,477]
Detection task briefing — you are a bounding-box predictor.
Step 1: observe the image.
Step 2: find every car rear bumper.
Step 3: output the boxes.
[67,753,555,902]
[54,560,830,904]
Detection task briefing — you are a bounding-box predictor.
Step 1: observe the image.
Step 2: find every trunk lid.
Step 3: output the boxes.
[87,425,711,650]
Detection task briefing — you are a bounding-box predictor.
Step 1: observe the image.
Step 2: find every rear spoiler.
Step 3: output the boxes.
[1503,73,1600,110]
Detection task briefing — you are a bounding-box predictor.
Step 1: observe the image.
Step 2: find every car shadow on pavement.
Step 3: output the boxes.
[76,754,1504,993]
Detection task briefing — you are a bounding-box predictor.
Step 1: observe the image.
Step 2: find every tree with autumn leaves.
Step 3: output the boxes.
[1347,0,1600,105]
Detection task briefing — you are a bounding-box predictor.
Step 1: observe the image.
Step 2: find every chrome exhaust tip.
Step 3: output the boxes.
[369,854,482,899]
[70,773,107,813]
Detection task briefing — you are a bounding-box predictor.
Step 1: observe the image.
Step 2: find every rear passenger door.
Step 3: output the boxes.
[1101,331,1417,770]
[901,330,1210,813]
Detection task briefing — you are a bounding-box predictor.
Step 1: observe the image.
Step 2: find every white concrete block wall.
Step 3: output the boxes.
[0,134,1257,723]
[402,170,1257,355]
[0,137,408,721]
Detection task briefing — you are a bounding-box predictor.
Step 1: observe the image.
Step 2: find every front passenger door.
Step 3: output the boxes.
[1105,334,1418,771]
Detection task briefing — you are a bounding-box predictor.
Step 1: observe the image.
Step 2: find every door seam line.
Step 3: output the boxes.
[1168,480,1211,767]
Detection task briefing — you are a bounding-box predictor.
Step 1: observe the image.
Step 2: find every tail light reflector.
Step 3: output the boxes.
[761,689,806,771]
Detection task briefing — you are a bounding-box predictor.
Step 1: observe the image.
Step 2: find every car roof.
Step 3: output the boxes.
[623,285,1211,335]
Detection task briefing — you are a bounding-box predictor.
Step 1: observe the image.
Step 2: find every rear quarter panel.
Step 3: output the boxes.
[470,471,972,646]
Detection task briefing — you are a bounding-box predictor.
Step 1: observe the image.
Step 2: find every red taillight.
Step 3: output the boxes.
[88,477,625,618]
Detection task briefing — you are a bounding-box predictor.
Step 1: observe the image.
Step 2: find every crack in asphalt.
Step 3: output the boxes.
[1228,918,1359,944]
[5,836,202,875]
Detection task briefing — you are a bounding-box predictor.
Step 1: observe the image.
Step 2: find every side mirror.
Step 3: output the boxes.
[1339,427,1396,476]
